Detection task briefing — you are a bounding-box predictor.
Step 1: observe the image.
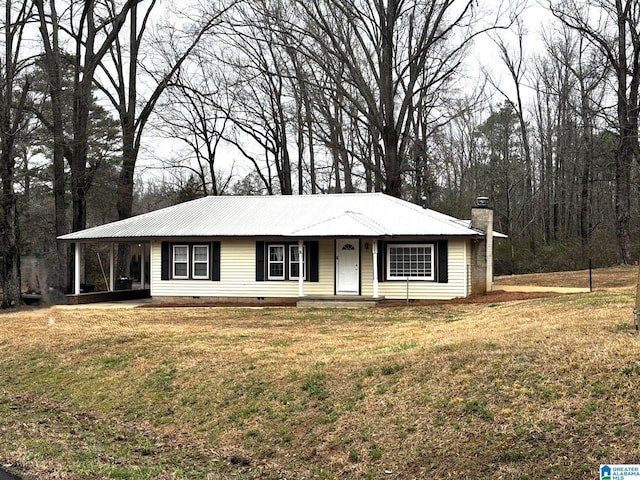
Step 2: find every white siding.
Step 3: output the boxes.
[361,238,468,300]
[150,237,470,300]
[150,239,335,298]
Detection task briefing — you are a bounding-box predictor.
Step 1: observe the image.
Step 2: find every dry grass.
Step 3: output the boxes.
[494,264,639,290]
[1,267,640,479]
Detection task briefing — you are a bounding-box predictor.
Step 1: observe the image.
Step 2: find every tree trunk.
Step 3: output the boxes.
[35,0,69,295]
[382,128,402,197]
[614,139,633,264]
[613,0,637,264]
[579,152,591,247]
[304,87,316,194]
[579,77,593,248]
[0,147,21,308]
[1,0,24,307]
[116,141,137,277]
[379,0,402,198]
[338,127,354,193]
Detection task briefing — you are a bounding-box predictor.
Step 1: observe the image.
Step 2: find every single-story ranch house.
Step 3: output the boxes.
[58,193,501,304]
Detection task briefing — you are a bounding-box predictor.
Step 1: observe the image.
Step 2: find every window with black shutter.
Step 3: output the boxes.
[256,240,319,282]
[160,241,220,281]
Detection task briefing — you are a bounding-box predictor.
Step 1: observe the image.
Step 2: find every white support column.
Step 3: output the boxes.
[298,239,304,297]
[372,240,379,298]
[74,243,81,295]
[109,243,115,291]
[140,243,146,289]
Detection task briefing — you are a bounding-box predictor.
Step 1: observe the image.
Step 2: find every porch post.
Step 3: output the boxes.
[74,242,81,295]
[109,243,115,291]
[140,243,146,289]
[298,239,304,297]
[372,240,379,298]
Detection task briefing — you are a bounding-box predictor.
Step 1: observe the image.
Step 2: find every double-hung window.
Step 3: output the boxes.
[162,242,220,281]
[192,245,210,279]
[268,245,285,280]
[289,244,306,279]
[173,245,189,279]
[256,241,318,282]
[387,244,434,280]
[265,243,307,280]
[171,244,210,279]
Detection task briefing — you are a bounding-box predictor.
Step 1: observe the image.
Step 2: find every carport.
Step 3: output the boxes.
[64,241,151,304]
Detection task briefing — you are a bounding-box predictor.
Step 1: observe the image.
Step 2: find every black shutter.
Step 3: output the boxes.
[308,241,319,282]
[377,240,385,282]
[256,241,265,281]
[161,242,170,280]
[211,242,221,281]
[437,240,448,283]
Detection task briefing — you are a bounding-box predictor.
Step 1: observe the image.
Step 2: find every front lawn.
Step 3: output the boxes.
[1,270,639,478]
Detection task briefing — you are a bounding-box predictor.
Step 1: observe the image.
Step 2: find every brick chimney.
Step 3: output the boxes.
[470,196,493,294]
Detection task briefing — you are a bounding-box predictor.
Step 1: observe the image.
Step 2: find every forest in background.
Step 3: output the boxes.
[1,0,640,307]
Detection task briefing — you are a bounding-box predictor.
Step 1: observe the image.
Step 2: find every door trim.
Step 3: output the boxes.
[335,239,360,295]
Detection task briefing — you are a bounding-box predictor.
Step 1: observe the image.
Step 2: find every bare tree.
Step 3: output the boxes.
[95,0,229,275]
[488,19,535,245]
[36,0,137,233]
[310,63,360,193]
[551,0,640,264]
[34,0,67,295]
[1,0,33,307]
[35,0,138,292]
[290,0,510,197]
[531,27,586,245]
[155,55,234,196]
[220,0,298,195]
[97,0,230,223]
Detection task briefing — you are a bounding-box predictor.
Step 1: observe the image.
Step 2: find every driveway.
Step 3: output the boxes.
[54,298,154,309]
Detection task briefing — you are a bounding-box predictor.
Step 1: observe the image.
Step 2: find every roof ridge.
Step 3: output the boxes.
[382,194,466,226]
[214,192,382,199]
[289,210,389,236]
[344,210,389,234]
[290,210,385,236]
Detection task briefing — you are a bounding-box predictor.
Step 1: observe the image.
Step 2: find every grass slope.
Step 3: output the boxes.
[0,267,639,479]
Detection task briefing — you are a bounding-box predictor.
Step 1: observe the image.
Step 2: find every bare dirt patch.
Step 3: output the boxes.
[380,289,560,307]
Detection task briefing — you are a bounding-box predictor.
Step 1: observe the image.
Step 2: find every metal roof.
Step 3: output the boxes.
[58,193,487,241]
[452,219,509,239]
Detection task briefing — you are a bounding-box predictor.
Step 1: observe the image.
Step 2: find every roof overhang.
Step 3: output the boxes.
[57,193,494,242]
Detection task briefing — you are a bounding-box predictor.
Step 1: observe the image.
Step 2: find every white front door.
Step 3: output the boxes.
[336,239,359,294]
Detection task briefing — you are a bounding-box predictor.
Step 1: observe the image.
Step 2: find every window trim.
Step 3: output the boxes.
[256,241,319,282]
[172,245,190,279]
[268,244,286,280]
[289,244,306,280]
[191,245,210,280]
[386,243,434,281]
[163,243,217,281]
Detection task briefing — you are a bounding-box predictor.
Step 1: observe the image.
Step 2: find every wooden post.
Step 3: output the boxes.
[109,243,115,291]
[140,243,146,290]
[74,243,81,295]
[298,240,304,298]
[372,240,379,299]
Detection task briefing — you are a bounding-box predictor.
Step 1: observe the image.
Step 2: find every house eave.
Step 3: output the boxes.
[57,232,486,243]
